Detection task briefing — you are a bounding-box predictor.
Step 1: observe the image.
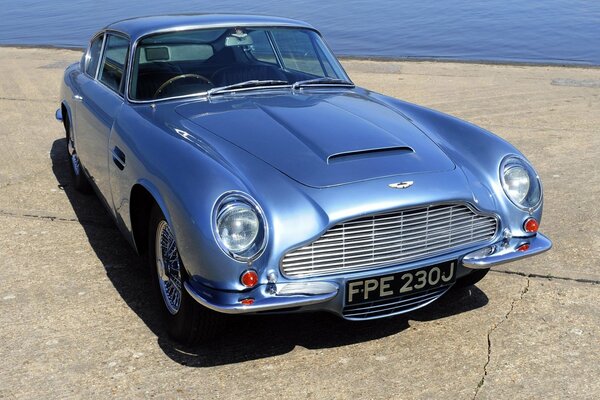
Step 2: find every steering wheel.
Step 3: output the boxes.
[153,74,212,99]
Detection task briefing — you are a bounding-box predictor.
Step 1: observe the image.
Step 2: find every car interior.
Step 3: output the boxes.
[129,27,338,100]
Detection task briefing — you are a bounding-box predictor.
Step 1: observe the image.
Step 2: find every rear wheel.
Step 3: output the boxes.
[63,114,92,193]
[148,205,222,345]
[455,268,490,288]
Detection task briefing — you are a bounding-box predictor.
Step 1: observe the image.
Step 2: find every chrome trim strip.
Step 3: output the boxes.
[183,281,338,314]
[94,33,107,79]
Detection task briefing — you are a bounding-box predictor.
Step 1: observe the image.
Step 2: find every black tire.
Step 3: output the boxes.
[63,115,92,193]
[148,205,222,345]
[455,268,490,288]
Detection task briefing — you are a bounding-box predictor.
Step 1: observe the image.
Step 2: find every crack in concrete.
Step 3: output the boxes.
[0,209,116,230]
[492,269,600,286]
[0,96,52,103]
[472,277,530,400]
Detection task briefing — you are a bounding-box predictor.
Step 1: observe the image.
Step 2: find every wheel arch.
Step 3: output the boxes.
[60,101,73,139]
[129,181,174,257]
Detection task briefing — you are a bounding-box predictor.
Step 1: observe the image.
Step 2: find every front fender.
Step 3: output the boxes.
[111,104,273,291]
[370,93,544,236]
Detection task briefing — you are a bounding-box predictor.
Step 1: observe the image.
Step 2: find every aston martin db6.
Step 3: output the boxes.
[57,14,551,344]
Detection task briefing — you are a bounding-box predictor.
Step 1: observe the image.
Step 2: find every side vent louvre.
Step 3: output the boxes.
[327,146,413,164]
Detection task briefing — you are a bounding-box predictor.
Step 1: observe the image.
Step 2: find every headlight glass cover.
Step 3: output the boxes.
[214,193,267,261]
[500,156,542,209]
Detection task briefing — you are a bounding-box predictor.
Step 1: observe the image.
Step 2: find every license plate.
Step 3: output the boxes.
[345,261,456,305]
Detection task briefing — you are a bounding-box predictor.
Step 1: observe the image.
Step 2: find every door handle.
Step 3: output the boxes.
[72,94,83,102]
[112,147,126,171]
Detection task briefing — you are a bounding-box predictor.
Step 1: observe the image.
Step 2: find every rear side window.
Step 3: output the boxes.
[85,35,104,77]
[98,34,129,94]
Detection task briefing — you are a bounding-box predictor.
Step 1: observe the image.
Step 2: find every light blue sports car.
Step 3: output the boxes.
[57,14,551,344]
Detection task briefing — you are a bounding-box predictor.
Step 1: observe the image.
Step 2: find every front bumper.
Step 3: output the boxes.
[462,232,552,269]
[184,280,339,314]
[185,232,552,316]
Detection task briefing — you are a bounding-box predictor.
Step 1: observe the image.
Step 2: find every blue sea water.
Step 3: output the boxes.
[0,0,599,65]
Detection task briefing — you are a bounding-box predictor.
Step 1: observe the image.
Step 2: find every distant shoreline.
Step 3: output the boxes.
[2,43,599,70]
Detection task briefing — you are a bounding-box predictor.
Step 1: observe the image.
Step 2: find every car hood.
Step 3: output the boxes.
[175,90,455,188]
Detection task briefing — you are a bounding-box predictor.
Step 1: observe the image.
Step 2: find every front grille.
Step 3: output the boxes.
[343,285,452,319]
[281,204,498,278]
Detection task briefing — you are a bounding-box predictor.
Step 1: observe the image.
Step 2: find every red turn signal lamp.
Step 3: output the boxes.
[240,270,259,288]
[517,243,530,252]
[240,298,255,306]
[524,218,539,233]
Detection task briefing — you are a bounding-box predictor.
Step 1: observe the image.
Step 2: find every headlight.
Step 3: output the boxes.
[500,156,542,210]
[213,192,267,261]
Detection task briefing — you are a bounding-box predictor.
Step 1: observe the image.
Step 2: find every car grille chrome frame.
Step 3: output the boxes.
[280,203,499,279]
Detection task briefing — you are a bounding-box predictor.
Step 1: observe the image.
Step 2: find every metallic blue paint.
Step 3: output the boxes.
[57,14,551,320]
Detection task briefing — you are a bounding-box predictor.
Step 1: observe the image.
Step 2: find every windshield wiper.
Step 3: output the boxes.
[207,80,289,97]
[292,77,355,90]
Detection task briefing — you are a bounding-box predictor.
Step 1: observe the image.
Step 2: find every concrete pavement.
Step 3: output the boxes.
[0,47,599,399]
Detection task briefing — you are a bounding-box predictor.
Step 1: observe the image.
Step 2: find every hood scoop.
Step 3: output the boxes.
[176,91,455,187]
[327,146,414,164]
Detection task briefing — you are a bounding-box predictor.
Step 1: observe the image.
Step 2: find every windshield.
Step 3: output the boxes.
[129,27,350,101]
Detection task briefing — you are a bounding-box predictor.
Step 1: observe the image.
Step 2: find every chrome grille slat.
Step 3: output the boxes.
[343,293,439,317]
[343,286,452,319]
[282,234,487,272]
[283,225,496,263]
[282,227,497,266]
[344,288,446,313]
[285,220,495,258]
[324,209,474,235]
[319,213,479,239]
[281,204,498,278]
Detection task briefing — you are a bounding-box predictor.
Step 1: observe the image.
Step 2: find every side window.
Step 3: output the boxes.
[247,30,277,65]
[85,35,104,77]
[99,34,129,94]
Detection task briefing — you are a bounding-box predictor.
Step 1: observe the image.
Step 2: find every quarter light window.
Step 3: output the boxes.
[99,35,129,94]
[85,35,104,77]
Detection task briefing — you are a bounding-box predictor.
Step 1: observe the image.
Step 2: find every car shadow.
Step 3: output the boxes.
[51,138,489,368]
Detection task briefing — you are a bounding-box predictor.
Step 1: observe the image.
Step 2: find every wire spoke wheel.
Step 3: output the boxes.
[155,220,182,314]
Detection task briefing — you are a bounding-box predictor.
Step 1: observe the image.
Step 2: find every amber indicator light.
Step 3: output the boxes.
[240,298,255,305]
[517,243,530,252]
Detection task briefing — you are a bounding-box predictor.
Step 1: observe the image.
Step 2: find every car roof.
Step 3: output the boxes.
[105,14,316,42]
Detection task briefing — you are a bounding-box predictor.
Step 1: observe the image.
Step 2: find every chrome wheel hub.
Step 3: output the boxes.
[155,220,182,314]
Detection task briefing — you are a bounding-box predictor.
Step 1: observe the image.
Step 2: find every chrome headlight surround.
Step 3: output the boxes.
[212,191,268,262]
[500,156,542,211]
